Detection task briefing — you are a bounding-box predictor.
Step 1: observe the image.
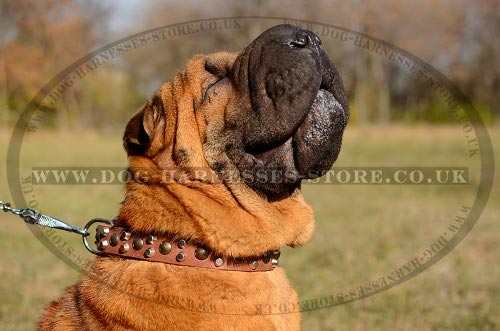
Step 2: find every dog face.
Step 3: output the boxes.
[124,24,348,199]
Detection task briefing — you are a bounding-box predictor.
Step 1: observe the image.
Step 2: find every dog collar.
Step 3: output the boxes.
[94,225,280,272]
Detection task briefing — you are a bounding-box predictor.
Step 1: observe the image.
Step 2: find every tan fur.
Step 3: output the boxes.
[38,53,315,331]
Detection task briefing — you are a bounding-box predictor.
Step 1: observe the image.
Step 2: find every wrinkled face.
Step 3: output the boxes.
[124,24,349,199]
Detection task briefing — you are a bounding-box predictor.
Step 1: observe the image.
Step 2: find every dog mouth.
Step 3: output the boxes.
[243,84,348,183]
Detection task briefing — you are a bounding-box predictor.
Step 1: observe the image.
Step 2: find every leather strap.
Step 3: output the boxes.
[95,225,280,272]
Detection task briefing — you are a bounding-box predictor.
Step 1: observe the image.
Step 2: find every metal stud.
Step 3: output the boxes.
[98,239,109,251]
[249,261,259,270]
[194,247,210,260]
[144,248,155,258]
[146,235,157,245]
[262,252,271,264]
[110,233,120,247]
[271,258,279,266]
[119,243,130,253]
[176,252,186,262]
[178,239,187,248]
[120,231,131,241]
[133,238,144,250]
[214,258,224,267]
[99,227,110,237]
[159,241,172,255]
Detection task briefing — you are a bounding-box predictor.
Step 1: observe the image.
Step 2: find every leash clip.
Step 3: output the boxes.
[2,200,89,236]
[2,199,115,256]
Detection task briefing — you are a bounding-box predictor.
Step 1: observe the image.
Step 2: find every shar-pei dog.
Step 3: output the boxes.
[39,24,349,331]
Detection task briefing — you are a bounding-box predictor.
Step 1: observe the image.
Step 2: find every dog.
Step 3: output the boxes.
[38,24,348,331]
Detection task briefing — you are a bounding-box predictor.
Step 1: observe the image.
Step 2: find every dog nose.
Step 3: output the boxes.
[290,29,322,48]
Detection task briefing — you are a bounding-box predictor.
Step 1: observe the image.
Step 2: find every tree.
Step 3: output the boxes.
[1,0,110,128]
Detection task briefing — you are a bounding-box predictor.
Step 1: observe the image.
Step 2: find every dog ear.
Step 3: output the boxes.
[123,102,162,155]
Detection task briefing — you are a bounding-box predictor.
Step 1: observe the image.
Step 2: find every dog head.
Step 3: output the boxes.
[124,24,348,200]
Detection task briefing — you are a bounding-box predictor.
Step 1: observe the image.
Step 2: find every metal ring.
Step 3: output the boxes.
[82,218,115,256]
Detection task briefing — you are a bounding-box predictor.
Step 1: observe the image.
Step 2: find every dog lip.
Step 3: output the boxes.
[245,85,343,167]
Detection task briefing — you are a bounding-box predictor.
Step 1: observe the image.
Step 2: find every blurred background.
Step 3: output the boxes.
[1,0,499,127]
[0,1,499,330]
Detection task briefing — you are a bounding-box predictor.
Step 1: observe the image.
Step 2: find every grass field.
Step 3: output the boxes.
[0,124,498,330]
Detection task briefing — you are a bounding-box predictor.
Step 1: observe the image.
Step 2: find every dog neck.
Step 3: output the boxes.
[115,173,315,258]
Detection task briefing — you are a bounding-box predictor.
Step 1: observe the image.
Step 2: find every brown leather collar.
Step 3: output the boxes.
[95,225,280,272]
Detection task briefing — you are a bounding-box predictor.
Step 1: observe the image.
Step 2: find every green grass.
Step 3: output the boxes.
[0,124,498,330]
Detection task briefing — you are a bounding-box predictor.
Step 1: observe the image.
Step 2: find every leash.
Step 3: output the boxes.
[0,199,113,256]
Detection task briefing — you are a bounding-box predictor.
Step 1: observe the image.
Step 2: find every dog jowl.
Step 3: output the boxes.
[39,24,348,331]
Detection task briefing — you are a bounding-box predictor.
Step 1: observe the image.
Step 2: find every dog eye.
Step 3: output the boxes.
[202,77,224,103]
